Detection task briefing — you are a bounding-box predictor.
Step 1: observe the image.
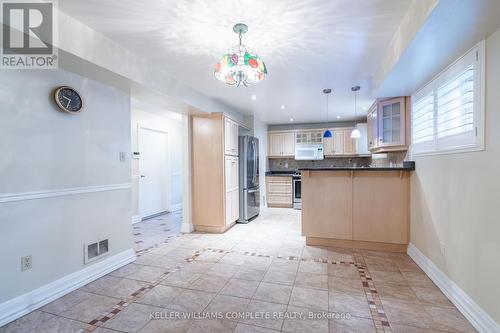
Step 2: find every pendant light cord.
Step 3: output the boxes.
[326,94,329,121]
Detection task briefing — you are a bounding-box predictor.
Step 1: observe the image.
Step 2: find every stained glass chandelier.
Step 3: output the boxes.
[214,23,267,87]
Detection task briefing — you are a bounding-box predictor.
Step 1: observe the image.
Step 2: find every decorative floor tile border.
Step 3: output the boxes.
[81,241,392,332]
[82,248,204,332]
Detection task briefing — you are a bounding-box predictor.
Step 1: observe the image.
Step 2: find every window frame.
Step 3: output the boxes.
[410,41,485,157]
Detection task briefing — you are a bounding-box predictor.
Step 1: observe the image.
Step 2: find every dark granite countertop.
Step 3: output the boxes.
[299,165,414,171]
[265,171,298,177]
[299,167,414,171]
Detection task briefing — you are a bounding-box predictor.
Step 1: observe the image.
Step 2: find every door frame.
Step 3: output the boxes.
[137,123,170,219]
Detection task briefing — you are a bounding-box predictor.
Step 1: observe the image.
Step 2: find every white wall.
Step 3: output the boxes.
[130,100,183,217]
[410,27,500,326]
[0,69,133,304]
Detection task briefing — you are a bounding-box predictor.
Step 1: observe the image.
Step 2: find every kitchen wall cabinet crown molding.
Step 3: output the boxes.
[192,113,239,233]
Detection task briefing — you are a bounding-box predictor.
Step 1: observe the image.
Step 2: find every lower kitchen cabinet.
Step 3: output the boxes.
[352,172,409,244]
[266,176,293,208]
[301,170,410,252]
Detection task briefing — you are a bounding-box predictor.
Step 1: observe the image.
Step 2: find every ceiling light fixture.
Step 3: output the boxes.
[323,88,332,138]
[337,115,341,119]
[214,23,267,87]
[251,95,257,100]
[351,86,361,139]
[290,118,294,122]
[281,105,285,110]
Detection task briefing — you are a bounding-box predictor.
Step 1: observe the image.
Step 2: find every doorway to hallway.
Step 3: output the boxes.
[138,126,169,219]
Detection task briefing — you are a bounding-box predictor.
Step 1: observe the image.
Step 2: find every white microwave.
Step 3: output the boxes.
[295,144,324,160]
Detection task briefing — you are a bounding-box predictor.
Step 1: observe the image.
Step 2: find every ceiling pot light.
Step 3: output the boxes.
[351,86,361,139]
[251,95,257,100]
[322,88,332,138]
[281,105,285,110]
[214,23,267,87]
[336,115,341,119]
[290,118,294,122]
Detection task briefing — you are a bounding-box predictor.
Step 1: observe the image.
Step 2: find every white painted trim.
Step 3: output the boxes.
[0,183,131,203]
[170,203,182,212]
[181,222,194,233]
[407,243,499,333]
[131,215,142,224]
[0,248,136,327]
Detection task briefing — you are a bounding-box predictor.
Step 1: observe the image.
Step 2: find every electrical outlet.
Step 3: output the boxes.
[21,255,32,271]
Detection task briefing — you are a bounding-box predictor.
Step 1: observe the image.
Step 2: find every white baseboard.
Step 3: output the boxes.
[131,215,142,224]
[170,203,182,212]
[407,243,499,333]
[181,222,194,233]
[0,248,136,327]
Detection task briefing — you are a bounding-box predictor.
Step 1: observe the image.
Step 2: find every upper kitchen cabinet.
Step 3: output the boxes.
[324,128,357,156]
[268,131,295,157]
[224,117,239,156]
[367,103,378,151]
[368,97,410,153]
[355,123,370,156]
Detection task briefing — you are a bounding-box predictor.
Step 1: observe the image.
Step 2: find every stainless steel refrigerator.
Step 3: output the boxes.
[238,136,260,223]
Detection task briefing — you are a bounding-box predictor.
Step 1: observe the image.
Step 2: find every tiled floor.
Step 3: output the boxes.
[132,210,183,252]
[1,208,477,333]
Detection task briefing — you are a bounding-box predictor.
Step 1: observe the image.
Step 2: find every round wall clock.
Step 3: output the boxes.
[54,86,83,114]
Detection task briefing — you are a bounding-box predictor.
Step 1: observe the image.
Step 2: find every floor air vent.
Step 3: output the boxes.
[84,239,109,264]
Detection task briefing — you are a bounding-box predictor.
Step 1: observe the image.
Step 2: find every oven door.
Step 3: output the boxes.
[293,178,301,209]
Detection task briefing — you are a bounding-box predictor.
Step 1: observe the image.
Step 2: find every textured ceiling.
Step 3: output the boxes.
[60,0,411,124]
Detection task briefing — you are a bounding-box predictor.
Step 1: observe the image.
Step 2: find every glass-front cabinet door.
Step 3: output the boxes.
[378,97,406,147]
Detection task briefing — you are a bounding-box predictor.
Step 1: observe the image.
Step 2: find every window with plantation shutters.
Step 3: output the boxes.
[411,41,485,155]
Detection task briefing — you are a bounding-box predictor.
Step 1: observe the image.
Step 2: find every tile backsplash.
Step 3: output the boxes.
[268,157,372,171]
[267,152,409,171]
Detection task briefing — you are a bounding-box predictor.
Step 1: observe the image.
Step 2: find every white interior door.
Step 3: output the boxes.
[139,127,169,218]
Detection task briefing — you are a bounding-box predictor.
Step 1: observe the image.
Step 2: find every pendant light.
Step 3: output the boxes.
[351,86,361,138]
[323,88,332,138]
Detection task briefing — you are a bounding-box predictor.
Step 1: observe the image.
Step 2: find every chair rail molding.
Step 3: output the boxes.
[0,183,132,203]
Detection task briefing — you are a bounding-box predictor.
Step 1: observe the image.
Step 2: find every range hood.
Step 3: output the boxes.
[295,144,324,160]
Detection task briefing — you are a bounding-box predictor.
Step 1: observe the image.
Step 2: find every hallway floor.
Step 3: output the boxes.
[1,208,476,333]
[133,211,183,252]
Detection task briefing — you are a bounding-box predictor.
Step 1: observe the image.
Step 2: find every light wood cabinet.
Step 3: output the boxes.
[192,113,241,233]
[323,128,357,156]
[266,176,293,208]
[268,132,295,157]
[368,97,410,153]
[301,170,410,252]
[343,130,356,155]
[224,118,239,156]
[225,155,239,225]
[355,123,370,156]
[323,137,334,156]
[367,103,378,150]
[378,97,406,148]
